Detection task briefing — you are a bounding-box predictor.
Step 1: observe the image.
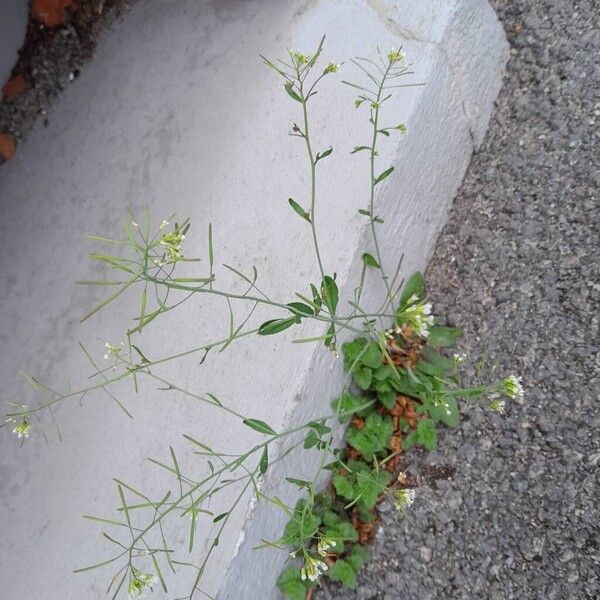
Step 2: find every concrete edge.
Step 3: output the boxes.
[220,2,508,598]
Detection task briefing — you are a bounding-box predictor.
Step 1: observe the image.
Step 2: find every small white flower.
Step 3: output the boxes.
[502,375,524,401]
[399,298,435,338]
[393,487,416,514]
[317,535,337,556]
[104,341,124,360]
[489,399,506,415]
[159,226,185,262]
[159,220,169,230]
[323,61,341,75]
[131,220,139,228]
[387,48,406,63]
[12,419,31,439]
[127,568,156,599]
[289,49,311,66]
[453,353,466,365]
[300,555,328,582]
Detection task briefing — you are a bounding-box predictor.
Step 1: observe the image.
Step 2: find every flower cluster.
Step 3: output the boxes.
[501,375,524,401]
[127,567,156,599]
[289,49,311,67]
[393,487,416,514]
[387,48,406,63]
[489,399,506,414]
[300,553,328,582]
[159,224,186,262]
[317,535,337,556]
[453,352,466,366]
[397,294,434,338]
[11,418,31,439]
[323,61,341,75]
[103,341,123,360]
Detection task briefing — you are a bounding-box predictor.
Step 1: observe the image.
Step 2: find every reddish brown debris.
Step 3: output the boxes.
[2,75,30,100]
[31,0,76,27]
[351,509,379,545]
[384,325,425,369]
[351,416,365,429]
[0,134,17,161]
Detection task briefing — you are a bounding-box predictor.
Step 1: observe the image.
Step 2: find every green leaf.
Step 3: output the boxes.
[373,364,393,381]
[332,473,355,501]
[373,166,394,185]
[316,147,333,162]
[428,396,460,428]
[284,81,303,103]
[374,381,396,409]
[342,337,368,371]
[362,253,380,268]
[259,446,269,474]
[213,512,229,523]
[327,559,357,588]
[398,271,425,308]
[243,418,277,435]
[345,413,394,461]
[308,420,331,435]
[258,318,296,336]
[351,146,370,154]
[288,198,311,223]
[286,477,312,489]
[420,347,454,374]
[331,391,368,422]
[354,366,372,390]
[404,418,438,450]
[321,275,339,314]
[277,567,310,600]
[286,302,314,316]
[303,430,320,449]
[325,521,358,553]
[360,342,383,369]
[347,544,371,572]
[283,500,320,545]
[353,466,391,509]
[427,326,463,348]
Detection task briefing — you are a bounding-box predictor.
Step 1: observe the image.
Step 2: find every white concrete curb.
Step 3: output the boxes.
[222,2,508,597]
[0,1,507,599]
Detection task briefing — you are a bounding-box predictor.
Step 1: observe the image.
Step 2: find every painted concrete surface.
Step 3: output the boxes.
[0,1,507,598]
[0,0,28,86]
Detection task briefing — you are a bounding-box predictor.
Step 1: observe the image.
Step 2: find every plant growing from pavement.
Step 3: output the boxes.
[3,38,523,600]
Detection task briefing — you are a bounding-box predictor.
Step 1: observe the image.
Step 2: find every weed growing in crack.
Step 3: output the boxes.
[2,37,522,599]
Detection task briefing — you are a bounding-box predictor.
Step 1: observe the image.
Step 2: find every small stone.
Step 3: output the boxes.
[419,546,433,562]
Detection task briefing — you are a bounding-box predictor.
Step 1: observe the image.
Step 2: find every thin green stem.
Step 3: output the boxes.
[369,61,394,310]
[299,78,326,283]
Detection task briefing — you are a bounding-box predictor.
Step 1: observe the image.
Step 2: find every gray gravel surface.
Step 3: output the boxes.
[318,1,600,599]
